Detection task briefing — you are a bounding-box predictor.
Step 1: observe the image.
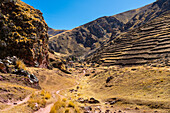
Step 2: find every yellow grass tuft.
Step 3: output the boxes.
[68,101,75,108]
[16,59,26,70]
[50,97,81,113]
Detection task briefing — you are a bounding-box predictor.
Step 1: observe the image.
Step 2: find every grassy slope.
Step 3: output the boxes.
[76,66,170,112]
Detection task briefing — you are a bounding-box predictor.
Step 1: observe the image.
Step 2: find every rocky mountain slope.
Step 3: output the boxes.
[48,5,151,56]
[49,16,124,56]
[86,11,170,67]
[49,0,169,57]
[124,0,170,30]
[0,0,49,68]
[48,27,66,38]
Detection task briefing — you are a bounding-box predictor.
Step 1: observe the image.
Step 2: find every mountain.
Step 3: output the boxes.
[48,27,66,38]
[49,0,169,57]
[48,5,152,56]
[0,0,49,68]
[48,10,136,56]
[49,16,123,56]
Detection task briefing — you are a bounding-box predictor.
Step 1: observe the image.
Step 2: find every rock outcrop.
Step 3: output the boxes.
[0,0,49,68]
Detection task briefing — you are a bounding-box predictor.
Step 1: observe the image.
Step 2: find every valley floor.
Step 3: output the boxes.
[0,65,170,113]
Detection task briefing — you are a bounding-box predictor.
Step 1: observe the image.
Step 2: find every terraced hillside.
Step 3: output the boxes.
[87,11,170,67]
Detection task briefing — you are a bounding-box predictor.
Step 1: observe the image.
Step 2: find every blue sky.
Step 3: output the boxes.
[22,0,155,30]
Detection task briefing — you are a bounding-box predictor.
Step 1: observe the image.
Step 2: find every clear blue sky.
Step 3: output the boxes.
[22,0,155,30]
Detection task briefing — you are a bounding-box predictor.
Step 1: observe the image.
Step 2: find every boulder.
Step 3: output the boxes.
[89,98,100,104]
[0,61,7,73]
[106,76,114,83]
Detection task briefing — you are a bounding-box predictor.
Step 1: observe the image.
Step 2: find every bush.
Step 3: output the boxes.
[40,90,45,96]
[68,101,75,108]
[50,99,62,113]
[50,98,81,113]
[16,59,26,70]
[44,92,51,99]
[40,90,51,99]
[62,98,67,102]
[28,90,51,111]
[28,99,38,110]
[38,99,46,108]
[65,108,70,113]
[50,106,57,113]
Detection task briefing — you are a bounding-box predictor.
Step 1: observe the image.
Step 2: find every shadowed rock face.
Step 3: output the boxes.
[49,0,169,57]
[49,16,124,56]
[0,0,49,68]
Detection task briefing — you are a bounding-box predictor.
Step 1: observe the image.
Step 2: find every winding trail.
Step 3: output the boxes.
[0,94,32,112]
[34,89,63,113]
[34,103,54,113]
[1,69,85,113]
[34,79,79,113]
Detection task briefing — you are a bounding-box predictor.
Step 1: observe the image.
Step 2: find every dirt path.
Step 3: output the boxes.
[34,81,79,113]
[34,103,54,113]
[0,94,32,112]
[34,88,73,113]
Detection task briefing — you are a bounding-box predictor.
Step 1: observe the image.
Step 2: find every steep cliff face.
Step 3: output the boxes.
[0,0,49,68]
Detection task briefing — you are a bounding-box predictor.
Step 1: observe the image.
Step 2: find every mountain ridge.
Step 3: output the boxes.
[48,0,169,57]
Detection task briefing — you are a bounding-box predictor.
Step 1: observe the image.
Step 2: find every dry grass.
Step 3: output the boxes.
[27,67,76,92]
[0,67,76,113]
[0,81,34,102]
[16,59,26,70]
[0,79,35,113]
[27,90,51,111]
[50,97,81,113]
[77,66,170,112]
